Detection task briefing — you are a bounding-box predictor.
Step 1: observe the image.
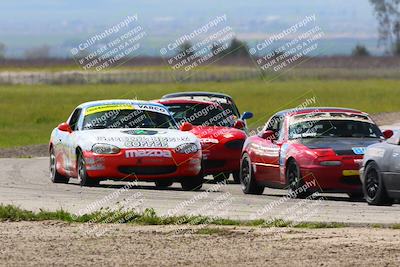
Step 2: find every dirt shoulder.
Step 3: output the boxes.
[0,222,399,266]
[372,111,400,126]
[0,144,48,158]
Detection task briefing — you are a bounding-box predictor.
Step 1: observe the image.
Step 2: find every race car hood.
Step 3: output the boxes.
[190,126,246,142]
[299,137,382,156]
[75,128,199,150]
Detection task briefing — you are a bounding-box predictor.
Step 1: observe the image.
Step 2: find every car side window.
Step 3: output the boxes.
[68,108,82,131]
[277,119,286,142]
[266,115,283,133]
[262,115,284,140]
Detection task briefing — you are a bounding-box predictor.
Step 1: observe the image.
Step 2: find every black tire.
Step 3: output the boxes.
[363,162,393,206]
[286,159,310,198]
[232,171,240,184]
[240,153,264,195]
[213,172,229,183]
[49,148,69,184]
[181,172,203,191]
[155,180,173,188]
[77,152,99,187]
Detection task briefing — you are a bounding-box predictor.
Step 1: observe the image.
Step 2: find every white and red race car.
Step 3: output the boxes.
[49,100,203,190]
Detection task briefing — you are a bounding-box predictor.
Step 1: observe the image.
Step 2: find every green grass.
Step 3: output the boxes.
[0,204,346,228]
[0,204,76,222]
[293,222,346,229]
[195,227,233,235]
[1,204,399,229]
[391,224,400,229]
[0,79,400,147]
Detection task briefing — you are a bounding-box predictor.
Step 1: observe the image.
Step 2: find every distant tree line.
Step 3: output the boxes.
[178,38,249,59]
[0,43,5,59]
[24,45,51,59]
[352,45,371,57]
[370,0,400,55]
[0,43,52,60]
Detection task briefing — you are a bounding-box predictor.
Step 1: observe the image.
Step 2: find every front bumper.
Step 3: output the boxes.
[201,143,242,175]
[83,148,202,181]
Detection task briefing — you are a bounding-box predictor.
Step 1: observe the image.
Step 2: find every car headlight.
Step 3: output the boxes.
[92,143,120,154]
[175,143,199,154]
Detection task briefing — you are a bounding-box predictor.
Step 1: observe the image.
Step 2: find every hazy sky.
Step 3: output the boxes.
[0,0,380,56]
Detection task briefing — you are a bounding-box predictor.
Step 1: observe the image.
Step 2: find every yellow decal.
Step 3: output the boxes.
[342,170,359,176]
[85,104,134,115]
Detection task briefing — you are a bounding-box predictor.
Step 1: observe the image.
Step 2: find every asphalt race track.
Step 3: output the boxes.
[1,156,399,225]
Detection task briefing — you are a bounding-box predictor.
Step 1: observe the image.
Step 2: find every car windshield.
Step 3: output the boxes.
[83,109,176,130]
[289,119,383,139]
[165,95,240,118]
[204,97,240,117]
[218,102,240,118]
[164,103,234,127]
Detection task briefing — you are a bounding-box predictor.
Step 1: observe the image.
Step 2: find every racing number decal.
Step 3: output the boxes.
[352,147,366,155]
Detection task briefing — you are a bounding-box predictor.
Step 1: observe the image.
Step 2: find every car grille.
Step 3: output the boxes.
[224,139,245,150]
[118,166,177,175]
[340,176,362,185]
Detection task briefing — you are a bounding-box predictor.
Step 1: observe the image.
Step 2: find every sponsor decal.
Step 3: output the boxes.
[85,157,105,164]
[124,137,169,148]
[96,135,191,148]
[200,138,219,144]
[223,133,234,138]
[125,149,172,158]
[85,104,134,115]
[86,164,105,170]
[366,147,385,158]
[134,104,169,115]
[352,147,366,155]
[122,129,159,136]
[291,112,373,124]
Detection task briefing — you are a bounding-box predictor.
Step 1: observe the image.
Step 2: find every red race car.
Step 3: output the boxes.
[157,98,248,183]
[49,100,203,190]
[240,107,393,198]
[161,91,254,131]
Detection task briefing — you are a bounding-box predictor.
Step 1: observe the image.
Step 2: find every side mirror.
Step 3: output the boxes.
[233,120,246,129]
[241,111,253,120]
[383,129,394,139]
[261,130,276,141]
[57,122,72,133]
[180,122,193,131]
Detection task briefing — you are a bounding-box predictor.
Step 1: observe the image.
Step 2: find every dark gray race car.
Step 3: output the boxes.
[361,130,400,205]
